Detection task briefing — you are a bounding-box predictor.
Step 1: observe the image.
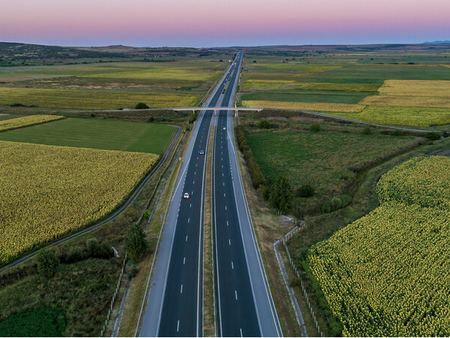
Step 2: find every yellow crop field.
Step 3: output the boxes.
[360,80,450,108]
[0,88,198,110]
[0,140,159,264]
[308,156,450,337]
[0,115,64,132]
[242,80,299,90]
[376,156,450,209]
[361,95,450,108]
[332,106,450,126]
[242,100,365,113]
[301,82,380,92]
[378,80,450,97]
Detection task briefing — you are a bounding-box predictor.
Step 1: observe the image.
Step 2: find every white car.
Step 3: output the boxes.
[183,193,190,199]
[223,127,226,131]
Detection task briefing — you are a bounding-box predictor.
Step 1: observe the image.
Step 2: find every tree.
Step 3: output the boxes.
[86,238,100,257]
[270,175,293,215]
[124,224,149,262]
[135,102,149,109]
[36,250,60,278]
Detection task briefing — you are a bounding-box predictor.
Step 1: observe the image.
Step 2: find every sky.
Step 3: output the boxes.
[1,0,450,47]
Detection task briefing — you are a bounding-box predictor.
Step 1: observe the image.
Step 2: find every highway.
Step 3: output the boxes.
[213,51,282,337]
[138,57,239,337]
[138,51,281,337]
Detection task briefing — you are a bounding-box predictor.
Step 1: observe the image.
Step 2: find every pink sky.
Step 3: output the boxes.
[1,0,450,47]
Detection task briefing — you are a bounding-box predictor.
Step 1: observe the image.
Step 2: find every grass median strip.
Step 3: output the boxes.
[203,126,215,336]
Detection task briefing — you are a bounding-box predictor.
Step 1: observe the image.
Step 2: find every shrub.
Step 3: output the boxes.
[36,250,60,278]
[425,132,440,140]
[297,184,314,197]
[135,102,149,109]
[86,238,100,257]
[340,194,352,208]
[66,246,85,263]
[143,209,150,219]
[124,224,149,262]
[392,129,404,136]
[331,197,342,211]
[309,123,321,132]
[258,120,271,129]
[362,126,372,135]
[321,200,332,213]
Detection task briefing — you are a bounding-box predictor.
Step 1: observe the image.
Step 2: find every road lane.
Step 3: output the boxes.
[138,57,238,337]
[213,51,282,337]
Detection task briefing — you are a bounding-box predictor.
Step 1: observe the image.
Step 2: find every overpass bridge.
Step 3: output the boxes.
[171,107,263,113]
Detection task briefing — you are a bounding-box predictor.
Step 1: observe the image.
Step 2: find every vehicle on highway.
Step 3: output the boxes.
[199,150,205,155]
[223,127,226,131]
[183,192,190,199]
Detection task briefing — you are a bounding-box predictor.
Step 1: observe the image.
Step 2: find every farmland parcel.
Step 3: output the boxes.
[0,114,64,132]
[0,141,159,264]
[306,156,450,336]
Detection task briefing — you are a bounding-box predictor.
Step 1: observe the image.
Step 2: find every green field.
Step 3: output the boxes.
[239,49,450,127]
[241,91,372,104]
[0,258,120,336]
[0,114,24,121]
[0,307,65,337]
[0,88,198,110]
[0,118,176,155]
[0,60,229,109]
[245,128,420,196]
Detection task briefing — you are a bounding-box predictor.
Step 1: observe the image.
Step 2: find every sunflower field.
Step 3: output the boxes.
[0,140,158,264]
[307,156,450,336]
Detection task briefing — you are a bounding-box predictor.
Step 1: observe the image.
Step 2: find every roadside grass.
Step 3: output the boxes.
[0,118,176,155]
[0,87,198,110]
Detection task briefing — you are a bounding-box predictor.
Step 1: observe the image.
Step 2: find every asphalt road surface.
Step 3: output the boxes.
[138,58,239,337]
[213,51,282,337]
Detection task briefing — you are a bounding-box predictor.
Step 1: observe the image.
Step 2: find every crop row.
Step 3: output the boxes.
[0,115,64,132]
[0,140,159,264]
